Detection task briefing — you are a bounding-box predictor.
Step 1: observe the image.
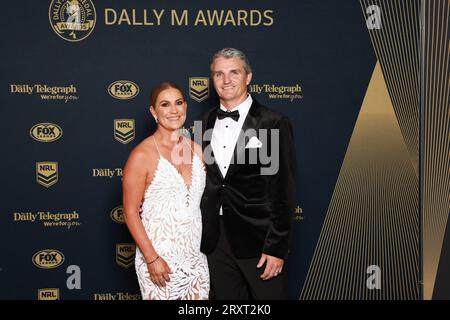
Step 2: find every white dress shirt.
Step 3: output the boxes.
[211,94,253,177]
[211,94,253,215]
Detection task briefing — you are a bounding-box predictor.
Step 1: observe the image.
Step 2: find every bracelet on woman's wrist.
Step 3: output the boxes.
[146,255,160,265]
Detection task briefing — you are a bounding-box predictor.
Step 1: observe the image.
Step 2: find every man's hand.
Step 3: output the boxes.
[257,253,284,280]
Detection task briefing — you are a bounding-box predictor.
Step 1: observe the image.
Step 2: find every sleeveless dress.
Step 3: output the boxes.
[135,137,210,300]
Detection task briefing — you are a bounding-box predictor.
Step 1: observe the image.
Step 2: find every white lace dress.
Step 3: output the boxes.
[135,140,209,300]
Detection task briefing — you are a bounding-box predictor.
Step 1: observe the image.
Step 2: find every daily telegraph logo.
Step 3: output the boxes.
[38,288,60,300]
[114,119,135,144]
[189,77,209,102]
[92,168,123,178]
[13,210,81,229]
[108,81,139,100]
[116,243,135,268]
[49,0,96,42]
[32,249,65,269]
[36,162,58,188]
[110,206,125,224]
[248,84,303,102]
[30,123,63,142]
[10,84,78,102]
[93,292,141,300]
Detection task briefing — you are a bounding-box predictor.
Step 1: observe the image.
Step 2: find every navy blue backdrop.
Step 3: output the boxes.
[2,0,447,300]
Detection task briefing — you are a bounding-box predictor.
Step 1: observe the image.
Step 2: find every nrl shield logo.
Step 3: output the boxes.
[116,243,136,268]
[49,0,96,42]
[114,119,135,144]
[38,288,60,300]
[189,77,209,102]
[36,162,58,188]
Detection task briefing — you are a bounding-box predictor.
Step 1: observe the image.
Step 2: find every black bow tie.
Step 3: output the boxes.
[216,109,240,121]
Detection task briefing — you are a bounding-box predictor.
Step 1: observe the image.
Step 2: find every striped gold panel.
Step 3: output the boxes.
[300,63,419,299]
[361,0,420,175]
[421,0,450,300]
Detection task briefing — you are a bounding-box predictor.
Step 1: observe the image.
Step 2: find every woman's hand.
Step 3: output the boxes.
[147,256,172,287]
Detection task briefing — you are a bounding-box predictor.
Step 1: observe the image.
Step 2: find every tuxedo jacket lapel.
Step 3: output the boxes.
[204,107,225,180]
[225,100,262,180]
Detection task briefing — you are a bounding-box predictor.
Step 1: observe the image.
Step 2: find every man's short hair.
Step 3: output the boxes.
[210,48,252,74]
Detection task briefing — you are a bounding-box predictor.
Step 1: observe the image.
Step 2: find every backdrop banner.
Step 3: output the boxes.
[0,0,448,300]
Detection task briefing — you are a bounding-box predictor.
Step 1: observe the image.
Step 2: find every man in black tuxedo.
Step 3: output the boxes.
[200,48,296,299]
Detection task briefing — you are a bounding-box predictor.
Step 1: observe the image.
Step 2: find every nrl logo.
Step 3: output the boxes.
[189,77,209,102]
[116,243,136,268]
[114,119,135,144]
[38,288,60,300]
[36,162,58,188]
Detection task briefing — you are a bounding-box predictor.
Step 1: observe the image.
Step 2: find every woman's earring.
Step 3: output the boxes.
[154,117,158,123]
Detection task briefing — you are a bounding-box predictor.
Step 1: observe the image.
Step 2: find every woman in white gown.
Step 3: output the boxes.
[122,82,209,300]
